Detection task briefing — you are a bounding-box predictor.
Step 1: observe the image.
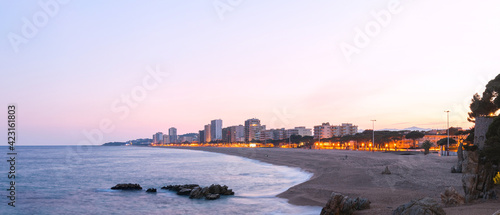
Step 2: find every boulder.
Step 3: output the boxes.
[208,184,221,194]
[208,184,234,195]
[161,184,199,192]
[189,187,208,199]
[440,187,464,206]
[354,197,371,210]
[382,166,392,175]
[392,197,446,215]
[205,194,220,200]
[462,117,498,202]
[163,184,234,200]
[146,188,157,193]
[111,183,142,190]
[177,188,193,196]
[462,149,497,202]
[451,165,462,173]
[451,142,463,173]
[320,192,370,215]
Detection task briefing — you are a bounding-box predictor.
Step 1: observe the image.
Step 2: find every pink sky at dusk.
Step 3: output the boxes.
[1,0,500,145]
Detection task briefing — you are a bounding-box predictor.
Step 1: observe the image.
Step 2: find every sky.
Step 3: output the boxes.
[1,0,500,145]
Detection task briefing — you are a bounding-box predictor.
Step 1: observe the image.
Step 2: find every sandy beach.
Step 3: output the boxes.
[171,147,500,215]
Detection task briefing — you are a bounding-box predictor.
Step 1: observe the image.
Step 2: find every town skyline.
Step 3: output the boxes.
[147,116,466,145]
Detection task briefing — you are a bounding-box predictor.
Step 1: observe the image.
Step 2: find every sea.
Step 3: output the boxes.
[1,146,322,215]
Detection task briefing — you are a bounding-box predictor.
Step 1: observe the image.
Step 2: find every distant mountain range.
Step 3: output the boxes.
[102,138,152,146]
[379,126,433,132]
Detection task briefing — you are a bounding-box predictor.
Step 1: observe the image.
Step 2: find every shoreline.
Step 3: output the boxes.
[160,146,500,215]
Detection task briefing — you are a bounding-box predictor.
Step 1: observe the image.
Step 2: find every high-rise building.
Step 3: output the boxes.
[259,128,286,141]
[204,124,211,143]
[211,119,222,141]
[232,125,245,142]
[273,128,286,140]
[260,130,273,141]
[178,133,198,143]
[222,125,245,143]
[245,118,265,142]
[222,127,230,143]
[340,123,358,136]
[295,127,312,136]
[314,123,358,140]
[286,129,299,138]
[168,127,177,143]
[162,134,169,144]
[199,130,205,143]
[314,123,333,140]
[285,127,312,138]
[331,126,341,137]
[153,132,163,144]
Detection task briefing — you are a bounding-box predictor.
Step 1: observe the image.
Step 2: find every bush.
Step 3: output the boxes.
[494,172,500,185]
[421,140,433,155]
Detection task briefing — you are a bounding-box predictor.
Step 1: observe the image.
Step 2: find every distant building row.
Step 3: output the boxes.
[314,123,358,139]
[153,119,358,144]
[152,128,199,144]
[197,118,313,143]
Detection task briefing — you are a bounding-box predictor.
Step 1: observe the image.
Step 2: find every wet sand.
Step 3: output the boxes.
[169,147,500,214]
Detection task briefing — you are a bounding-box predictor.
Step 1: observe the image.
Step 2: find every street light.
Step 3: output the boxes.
[445,111,450,156]
[371,120,376,151]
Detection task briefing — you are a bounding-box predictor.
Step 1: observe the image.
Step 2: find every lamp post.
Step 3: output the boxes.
[371,120,376,151]
[445,111,450,156]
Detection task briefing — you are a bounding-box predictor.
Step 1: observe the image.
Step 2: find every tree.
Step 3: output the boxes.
[405,131,425,148]
[421,140,433,155]
[289,135,302,144]
[448,127,461,135]
[462,74,500,201]
[300,136,315,148]
[467,74,500,122]
[484,116,500,165]
[437,138,457,146]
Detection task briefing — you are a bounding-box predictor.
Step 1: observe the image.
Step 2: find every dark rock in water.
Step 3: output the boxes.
[146,188,157,193]
[381,166,391,175]
[177,188,193,196]
[208,184,235,195]
[161,184,201,196]
[392,197,445,215]
[190,187,209,199]
[205,194,220,200]
[320,192,370,215]
[164,184,234,200]
[161,184,199,192]
[111,183,142,190]
[208,184,221,194]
